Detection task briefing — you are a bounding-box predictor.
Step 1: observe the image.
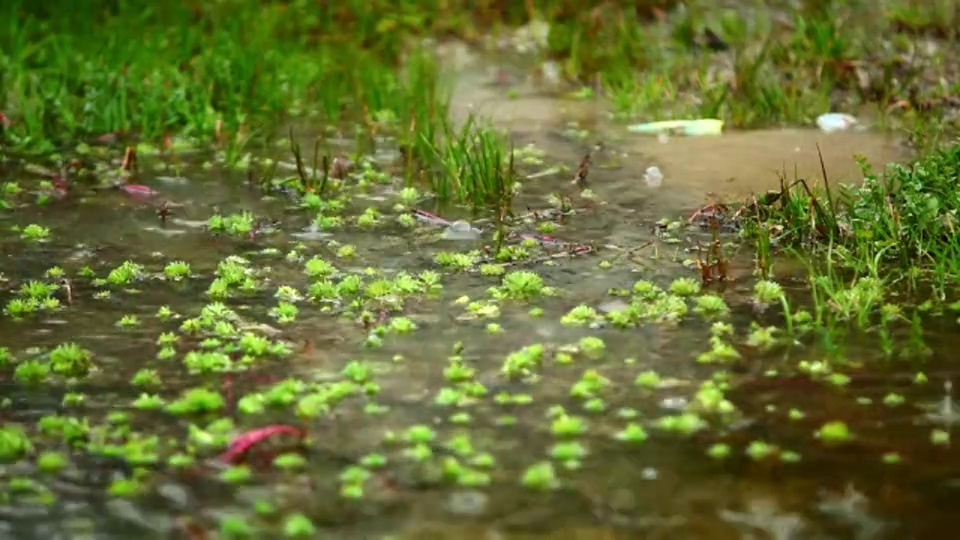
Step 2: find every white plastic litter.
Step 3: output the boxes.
[643,166,664,188]
[628,119,724,137]
[816,113,857,133]
[442,220,482,240]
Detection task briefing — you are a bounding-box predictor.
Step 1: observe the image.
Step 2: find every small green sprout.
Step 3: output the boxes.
[498,270,546,300]
[614,423,649,443]
[668,277,700,296]
[20,223,51,241]
[707,443,731,459]
[521,461,559,491]
[163,261,192,280]
[815,421,852,443]
[282,513,316,538]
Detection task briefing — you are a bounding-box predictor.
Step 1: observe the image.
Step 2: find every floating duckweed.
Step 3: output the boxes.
[550,414,587,437]
[693,295,730,318]
[779,450,802,463]
[404,425,437,444]
[480,263,505,276]
[746,326,779,350]
[132,393,165,410]
[166,387,225,415]
[550,441,588,467]
[502,343,545,378]
[707,443,731,459]
[220,465,253,484]
[826,373,851,386]
[49,343,93,376]
[389,316,417,333]
[435,251,478,270]
[930,429,950,446]
[20,223,50,241]
[578,336,605,357]
[14,359,50,383]
[570,369,610,398]
[753,280,785,304]
[656,413,707,436]
[273,453,307,470]
[635,370,663,389]
[0,425,32,461]
[282,513,316,538]
[219,515,255,538]
[521,461,559,491]
[815,421,852,443]
[697,336,741,364]
[108,478,141,497]
[614,423,649,443]
[163,261,192,280]
[116,314,140,327]
[746,440,778,460]
[668,277,700,297]
[498,270,546,300]
[561,304,602,326]
[304,256,337,278]
[883,393,906,406]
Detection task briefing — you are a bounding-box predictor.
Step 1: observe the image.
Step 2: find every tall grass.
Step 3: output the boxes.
[423,115,516,208]
[0,0,453,156]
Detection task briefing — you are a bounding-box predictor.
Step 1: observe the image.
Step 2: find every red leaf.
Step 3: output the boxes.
[119,184,159,198]
[217,425,306,464]
[411,209,451,226]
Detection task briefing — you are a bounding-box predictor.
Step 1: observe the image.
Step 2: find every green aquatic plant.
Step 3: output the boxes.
[614,423,649,443]
[561,304,602,326]
[49,342,93,376]
[0,425,32,461]
[19,223,50,241]
[521,461,560,491]
[163,261,192,281]
[815,420,852,444]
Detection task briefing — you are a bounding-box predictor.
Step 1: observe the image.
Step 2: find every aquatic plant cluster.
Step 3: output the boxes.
[2,0,960,538]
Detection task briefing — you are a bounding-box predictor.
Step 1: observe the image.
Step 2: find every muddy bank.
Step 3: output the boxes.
[440,41,909,211]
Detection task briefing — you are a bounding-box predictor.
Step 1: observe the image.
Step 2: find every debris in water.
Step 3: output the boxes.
[816,113,858,133]
[627,119,723,137]
[412,209,451,227]
[119,184,159,199]
[442,220,482,240]
[218,424,306,464]
[643,166,664,188]
[571,152,592,188]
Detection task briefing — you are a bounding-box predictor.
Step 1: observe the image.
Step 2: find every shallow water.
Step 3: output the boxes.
[2,44,958,540]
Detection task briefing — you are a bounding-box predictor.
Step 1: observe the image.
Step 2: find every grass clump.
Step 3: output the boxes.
[0,0,451,156]
[748,145,960,288]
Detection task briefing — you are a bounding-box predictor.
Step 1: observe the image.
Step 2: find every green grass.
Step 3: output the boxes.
[6,0,959,152]
[0,0,459,156]
[742,145,960,280]
[3,0,960,214]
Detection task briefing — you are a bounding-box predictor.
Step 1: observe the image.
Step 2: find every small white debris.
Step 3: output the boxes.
[643,166,664,188]
[816,113,858,133]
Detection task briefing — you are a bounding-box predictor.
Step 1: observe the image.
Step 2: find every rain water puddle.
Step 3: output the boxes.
[2,43,955,540]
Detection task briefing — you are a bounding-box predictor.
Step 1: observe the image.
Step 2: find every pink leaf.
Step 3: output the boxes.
[411,209,451,226]
[218,425,306,464]
[120,184,159,198]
